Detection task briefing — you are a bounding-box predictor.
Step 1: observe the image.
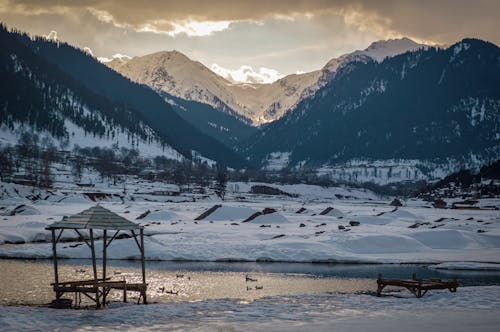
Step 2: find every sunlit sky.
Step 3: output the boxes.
[1,0,499,83]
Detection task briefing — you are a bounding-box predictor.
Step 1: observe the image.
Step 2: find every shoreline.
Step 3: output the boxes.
[2,255,500,268]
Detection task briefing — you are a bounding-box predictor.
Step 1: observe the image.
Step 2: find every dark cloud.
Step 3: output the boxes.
[0,1,498,76]
[1,0,498,43]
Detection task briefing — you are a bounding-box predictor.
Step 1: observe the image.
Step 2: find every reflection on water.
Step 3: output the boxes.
[1,259,500,306]
[0,260,371,306]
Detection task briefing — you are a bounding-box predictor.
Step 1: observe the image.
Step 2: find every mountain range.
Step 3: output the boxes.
[245,38,500,180]
[0,25,248,168]
[107,38,425,125]
[1,23,499,184]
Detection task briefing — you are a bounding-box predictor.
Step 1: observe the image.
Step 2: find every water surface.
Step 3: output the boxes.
[1,259,499,306]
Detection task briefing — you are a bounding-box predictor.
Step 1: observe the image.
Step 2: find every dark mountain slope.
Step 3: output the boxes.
[160,92,257,148]
[0,25,158,147]
[13,29,247,168]
[245,39,500,168]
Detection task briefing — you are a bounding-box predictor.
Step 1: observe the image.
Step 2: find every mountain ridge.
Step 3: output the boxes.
[107,38,426,125]
[242,38,500,183]
[2,25,249,168]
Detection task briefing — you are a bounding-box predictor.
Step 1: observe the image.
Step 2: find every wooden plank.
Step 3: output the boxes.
[98,281,128,287]
[53,286,98,293]
[51,277,110,286]
[110,283,147,291]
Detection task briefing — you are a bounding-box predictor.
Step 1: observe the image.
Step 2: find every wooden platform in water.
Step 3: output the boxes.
[51,278,147,308]
[377,273,458,298]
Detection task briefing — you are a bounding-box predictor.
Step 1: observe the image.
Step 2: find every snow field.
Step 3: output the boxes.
[1,180,499,264]
[1,286,499,331]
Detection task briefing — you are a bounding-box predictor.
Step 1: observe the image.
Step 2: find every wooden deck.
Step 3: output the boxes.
[377,273,459,298]
[51,278,147,308]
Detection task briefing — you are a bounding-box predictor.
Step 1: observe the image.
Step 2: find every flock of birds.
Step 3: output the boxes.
[155,273,265,295]
[75,268,266,296]
[245,274,264,291]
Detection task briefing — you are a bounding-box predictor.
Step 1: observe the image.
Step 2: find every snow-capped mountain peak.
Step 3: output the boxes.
[324,37,425,72]
[362,37,425,62]
[107,38,427,125]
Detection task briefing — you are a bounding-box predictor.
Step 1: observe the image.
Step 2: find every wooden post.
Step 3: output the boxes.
[140,227,147,304]
[377,273,382,297]
[102,229,107,306]
[89,228,100,308]
[51,229,60,300]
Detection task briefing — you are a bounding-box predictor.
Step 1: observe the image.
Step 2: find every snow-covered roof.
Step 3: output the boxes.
[47,205,141,230]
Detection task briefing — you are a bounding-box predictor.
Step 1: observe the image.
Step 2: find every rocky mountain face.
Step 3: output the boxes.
[243,39,500,183]
[107,38,425,125]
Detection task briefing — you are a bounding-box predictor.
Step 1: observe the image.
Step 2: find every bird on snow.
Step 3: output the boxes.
[245,274,258,282]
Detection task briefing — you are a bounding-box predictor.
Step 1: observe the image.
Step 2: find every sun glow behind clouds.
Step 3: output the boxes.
[167,20,232,37]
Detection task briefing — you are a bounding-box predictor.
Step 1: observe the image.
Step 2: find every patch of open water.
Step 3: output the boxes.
[1,259,499,306]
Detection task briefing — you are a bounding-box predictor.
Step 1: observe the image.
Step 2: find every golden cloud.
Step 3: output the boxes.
[1,0,499,43]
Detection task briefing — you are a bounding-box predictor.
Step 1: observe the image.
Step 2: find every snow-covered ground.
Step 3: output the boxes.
[1,179,499,264]
[1,178,499,330]
[1,286,499,331]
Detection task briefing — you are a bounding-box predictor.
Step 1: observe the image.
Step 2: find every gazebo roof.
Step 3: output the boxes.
[47,205,141,230]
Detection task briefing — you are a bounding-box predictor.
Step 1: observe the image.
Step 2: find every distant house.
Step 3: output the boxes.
[151,184,181,196]
[138,169,159,180]
[137,184,181,196]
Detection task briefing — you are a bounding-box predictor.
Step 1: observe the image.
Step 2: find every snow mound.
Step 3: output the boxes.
[204,206,258,221]
[0,232,26,244]
[343,235,428,253]
[249,212,289,224]
[18,221,47,228]
[1,205,40,216]
[144,210,177,221]
[352,215,392,225]
[321,208,344,217]
[57,195,91,204]
[409,230,474,249]
[389,209,419,221]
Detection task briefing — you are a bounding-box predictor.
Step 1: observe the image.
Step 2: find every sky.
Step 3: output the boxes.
[1,0,499,84]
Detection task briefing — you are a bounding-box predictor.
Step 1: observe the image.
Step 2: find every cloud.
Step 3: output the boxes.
[111,53,131,60]
[1,0,499,77]
[211,63,284,84]
[166,21,232,37]
[2,1,499,44]
[97,53,131,63]
[44,30,58,41]
[97,57,112,63]
[82,46,93,56]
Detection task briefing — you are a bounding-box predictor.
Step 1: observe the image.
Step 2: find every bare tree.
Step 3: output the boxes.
[39,151,53,188]
[71,154,85,182]
[214,164,228,201]
[0,145,14,182]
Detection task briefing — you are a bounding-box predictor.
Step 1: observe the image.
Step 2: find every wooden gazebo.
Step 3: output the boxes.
[46,205,147,308]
